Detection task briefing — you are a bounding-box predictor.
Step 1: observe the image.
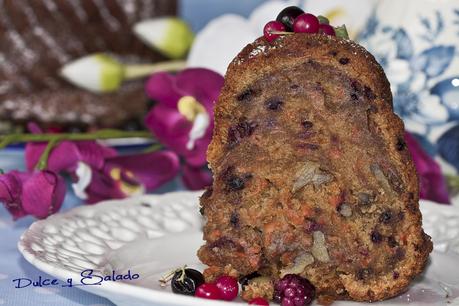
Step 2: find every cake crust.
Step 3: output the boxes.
[198,34,432,302]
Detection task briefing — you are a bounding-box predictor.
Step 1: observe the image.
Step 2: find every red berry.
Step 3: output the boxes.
[293,13,320,34]
[263,20,286,42]
[249,297,270,305]
[319,24,335,36]
[215,275,239,301]
[195,283,222,300]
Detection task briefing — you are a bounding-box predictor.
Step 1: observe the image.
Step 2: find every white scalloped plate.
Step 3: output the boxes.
[18,191,459,306]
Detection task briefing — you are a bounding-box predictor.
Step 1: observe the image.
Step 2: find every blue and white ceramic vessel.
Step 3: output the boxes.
[359,0,459,176]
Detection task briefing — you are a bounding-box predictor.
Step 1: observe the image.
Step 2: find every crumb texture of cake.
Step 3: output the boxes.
[198,34,433,302]
[0,0,176,129]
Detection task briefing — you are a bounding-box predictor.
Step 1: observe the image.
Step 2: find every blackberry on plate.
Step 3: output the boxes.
[274,274,315,306]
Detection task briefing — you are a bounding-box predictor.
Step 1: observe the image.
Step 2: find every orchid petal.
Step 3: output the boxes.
[25,141,80,172]
[182,142,210,167]
[22,171,66,219]
[0,171,30,220]
[182,164,212,190]
[186,112,210,150]
[84,170,125,204]
[25,140,116,173]
[145,105,191,153]
[75,141,117,170]
[175,68,224,110]
[104,150,180,190]
[405,132,450,204]
[145,72,182,108]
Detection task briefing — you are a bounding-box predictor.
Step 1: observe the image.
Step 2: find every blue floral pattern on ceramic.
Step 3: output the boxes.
[360,8,459,175]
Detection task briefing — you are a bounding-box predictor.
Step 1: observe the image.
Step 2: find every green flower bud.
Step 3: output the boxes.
[60,54,124,93]
[134,17,194,59]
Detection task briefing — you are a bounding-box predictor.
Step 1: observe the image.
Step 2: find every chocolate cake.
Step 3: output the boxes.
[198,34,432,302]
[0,0,176,132]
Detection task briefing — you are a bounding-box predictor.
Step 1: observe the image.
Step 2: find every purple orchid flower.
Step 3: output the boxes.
[144,68,223,190]
[82,151,180,204]
[0,170,65,220]
[405,132,451,204]
[25,141,180,204]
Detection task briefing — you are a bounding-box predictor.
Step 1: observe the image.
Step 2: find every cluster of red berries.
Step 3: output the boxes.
[264,6,338,42]
[195,275,270,305]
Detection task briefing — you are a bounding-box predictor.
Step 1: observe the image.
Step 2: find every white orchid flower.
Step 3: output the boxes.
[187,0,299,75]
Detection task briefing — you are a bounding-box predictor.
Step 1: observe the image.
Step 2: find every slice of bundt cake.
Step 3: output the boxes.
[198,33,432,302]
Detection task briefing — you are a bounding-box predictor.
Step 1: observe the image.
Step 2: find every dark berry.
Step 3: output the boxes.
[339,57,350,65]
[239,272,261,289]
[195,283,222,299]
[228,176,245,190]
[305,143,319,150]
[222,166,252,192]
[215,275,239,301]
[396,137,406,151]
[230,212,240,228]
[266,97,283,110]
[357,268,372,280]
[318,24,335,36]
[293,13,320,34]
[171,268,205,296]
[274,274,315,306]
[237,88,254,102]
[249,297,270,305]
[264,21,286,42]
[394,248,406,261]
[276,6,304,31]
[301,121,313,129]
[371,231,383,243]
[227,120,257,148]
[364,85,376,100]
[379,210,393,224]
[387,236,398,248]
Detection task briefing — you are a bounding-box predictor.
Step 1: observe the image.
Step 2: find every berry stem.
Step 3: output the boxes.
[270,31,294,35]
[159,265,188,287]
